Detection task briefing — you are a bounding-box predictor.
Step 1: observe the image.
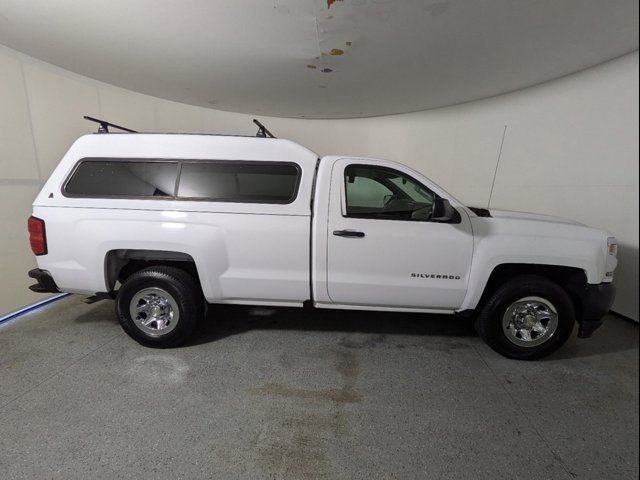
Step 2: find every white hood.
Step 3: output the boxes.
[488,209,586,227]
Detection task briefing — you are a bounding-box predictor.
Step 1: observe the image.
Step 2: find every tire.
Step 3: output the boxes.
[116,266,203,348]
[475,275,575,360]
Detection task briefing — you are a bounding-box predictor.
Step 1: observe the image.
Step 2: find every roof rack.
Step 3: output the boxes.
[253,119,276,138]
[84,116,137,133]
[83,115,275,138]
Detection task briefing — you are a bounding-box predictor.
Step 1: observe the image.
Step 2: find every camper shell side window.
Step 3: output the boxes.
[63,158,301,204]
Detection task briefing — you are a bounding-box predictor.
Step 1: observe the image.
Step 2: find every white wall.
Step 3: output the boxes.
[1,45,638,320]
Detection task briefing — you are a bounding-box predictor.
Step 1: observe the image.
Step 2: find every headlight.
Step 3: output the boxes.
[607,237,618,256]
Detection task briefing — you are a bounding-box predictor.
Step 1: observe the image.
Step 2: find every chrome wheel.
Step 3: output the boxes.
[502,296,559,347]
[129,287,180,337]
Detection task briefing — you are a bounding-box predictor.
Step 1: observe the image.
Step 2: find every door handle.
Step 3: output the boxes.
[333,229,365,238]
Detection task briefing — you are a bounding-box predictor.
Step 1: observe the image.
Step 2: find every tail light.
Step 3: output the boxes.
[28,216,47,256]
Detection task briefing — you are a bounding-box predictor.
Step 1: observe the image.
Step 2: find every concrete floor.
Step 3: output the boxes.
[0,296,637,480]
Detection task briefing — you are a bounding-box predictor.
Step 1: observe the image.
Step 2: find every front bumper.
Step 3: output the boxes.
[28,268,60,294]
[577,282,616,338]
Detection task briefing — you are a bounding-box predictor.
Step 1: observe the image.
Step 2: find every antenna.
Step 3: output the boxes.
[252,119,276,138]
[83,116,138,134]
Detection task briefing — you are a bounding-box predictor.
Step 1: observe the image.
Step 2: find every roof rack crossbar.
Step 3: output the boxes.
[83,116,138,134]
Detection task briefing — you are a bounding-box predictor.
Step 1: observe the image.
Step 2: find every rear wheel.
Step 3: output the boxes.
[116,266,203,348]
[475,275,575,360]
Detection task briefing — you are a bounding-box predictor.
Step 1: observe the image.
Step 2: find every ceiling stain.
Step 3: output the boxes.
[327,0,343,9]
[329,48,344,56]
[424,1,450,17]
[307,64,317,69]
[345,41,352,47]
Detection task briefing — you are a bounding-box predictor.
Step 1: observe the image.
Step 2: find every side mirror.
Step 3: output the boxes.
[431,198,455,222]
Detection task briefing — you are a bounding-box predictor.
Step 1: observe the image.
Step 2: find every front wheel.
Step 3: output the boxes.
[475,275,575,360]
[116,266,203,348]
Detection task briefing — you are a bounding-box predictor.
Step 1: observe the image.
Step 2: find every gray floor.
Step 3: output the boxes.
[0,296,637,480]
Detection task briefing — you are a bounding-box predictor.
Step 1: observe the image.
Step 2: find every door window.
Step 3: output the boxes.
[344,164,435,221]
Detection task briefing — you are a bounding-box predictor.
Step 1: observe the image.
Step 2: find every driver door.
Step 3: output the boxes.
[326,159,473,310]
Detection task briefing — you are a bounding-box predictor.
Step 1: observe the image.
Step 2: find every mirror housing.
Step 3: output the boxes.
[431,198,455,222]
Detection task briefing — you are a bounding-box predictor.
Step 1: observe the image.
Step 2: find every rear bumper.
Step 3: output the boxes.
[28,268,60,294]
[577,282,616,338]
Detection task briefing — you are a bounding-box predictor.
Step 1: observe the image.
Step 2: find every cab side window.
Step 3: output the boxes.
[344,164,435,221]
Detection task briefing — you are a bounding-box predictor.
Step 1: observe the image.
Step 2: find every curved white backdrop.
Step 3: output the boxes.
[1,45,637,320]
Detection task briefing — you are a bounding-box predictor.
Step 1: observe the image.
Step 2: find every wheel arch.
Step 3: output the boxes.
[104,249,202,293]
[472,263,588,320]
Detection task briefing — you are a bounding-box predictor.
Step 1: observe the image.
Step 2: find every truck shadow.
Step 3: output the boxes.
[188,304,477,347]
[69,297,637,360]
[186,305,638,360]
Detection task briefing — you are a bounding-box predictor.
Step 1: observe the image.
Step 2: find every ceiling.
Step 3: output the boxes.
[0,0,637,118]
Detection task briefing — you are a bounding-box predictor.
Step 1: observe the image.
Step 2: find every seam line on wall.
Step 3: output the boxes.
[96,84,103,118]
[488,125,508,208]
[20,61,43,185]
[0,179,42,186]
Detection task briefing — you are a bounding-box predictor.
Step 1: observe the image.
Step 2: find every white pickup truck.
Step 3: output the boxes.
[27,120,617,359]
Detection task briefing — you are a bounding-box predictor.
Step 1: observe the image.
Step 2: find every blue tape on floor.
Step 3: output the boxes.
[0,293,70,327]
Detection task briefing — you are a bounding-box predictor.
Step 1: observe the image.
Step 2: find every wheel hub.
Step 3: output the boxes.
[502,296,559,348]
[129,287,180,337]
